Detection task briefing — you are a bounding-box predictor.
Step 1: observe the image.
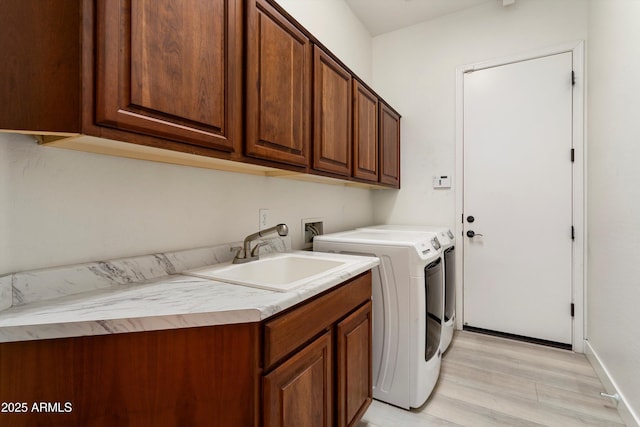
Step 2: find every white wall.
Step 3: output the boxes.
[0,135,373,275]
[0,0,376,276]
[587,0,640,420]
[370,0,588,229]
[275,0,372,83]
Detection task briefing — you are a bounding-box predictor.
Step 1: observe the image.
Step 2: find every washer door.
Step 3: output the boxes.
[425,258,443,361]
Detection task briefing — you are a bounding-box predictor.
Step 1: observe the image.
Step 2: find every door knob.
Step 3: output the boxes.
[467,215,475,223]
[467,230,483,238]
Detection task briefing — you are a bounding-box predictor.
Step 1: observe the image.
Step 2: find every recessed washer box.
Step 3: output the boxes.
[302,218,324,249]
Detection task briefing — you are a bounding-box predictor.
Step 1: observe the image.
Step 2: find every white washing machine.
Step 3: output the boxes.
[358,225,456,353]
[313,230,443,409]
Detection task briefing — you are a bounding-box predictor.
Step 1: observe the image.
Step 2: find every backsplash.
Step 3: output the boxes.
[0,236,290,311]
[0,282,10,312]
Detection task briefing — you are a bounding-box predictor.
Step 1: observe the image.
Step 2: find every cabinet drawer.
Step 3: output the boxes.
[263,271,371,370]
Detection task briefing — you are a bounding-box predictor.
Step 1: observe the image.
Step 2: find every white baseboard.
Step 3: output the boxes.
[584,340,640,427]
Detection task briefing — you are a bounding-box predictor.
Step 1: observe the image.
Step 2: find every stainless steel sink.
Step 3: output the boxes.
[183,252,348,292]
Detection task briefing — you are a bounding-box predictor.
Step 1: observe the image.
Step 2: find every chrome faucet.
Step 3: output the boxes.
[232,224,289,264]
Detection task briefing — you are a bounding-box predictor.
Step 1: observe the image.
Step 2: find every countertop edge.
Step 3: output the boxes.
[0,309,265,344]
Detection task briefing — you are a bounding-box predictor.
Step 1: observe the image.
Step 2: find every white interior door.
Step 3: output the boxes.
[463,52,573,345]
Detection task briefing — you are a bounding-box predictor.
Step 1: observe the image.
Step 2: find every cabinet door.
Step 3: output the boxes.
[353,82,378,182]
[313,46,352,176]
[246,0,312,167]
[336,301,372,427]
[95,0,242,153]
[263,332,332,427]
[0,324,261,427]
[379,102,401,188]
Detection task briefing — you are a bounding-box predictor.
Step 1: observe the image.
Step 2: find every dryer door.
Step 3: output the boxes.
[444,247,455,322]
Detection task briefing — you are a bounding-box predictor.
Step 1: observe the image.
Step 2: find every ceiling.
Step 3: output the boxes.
[345,0,495,36]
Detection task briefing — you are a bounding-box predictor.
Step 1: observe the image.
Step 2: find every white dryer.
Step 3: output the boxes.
[314,230,443,409]
[358,225,456,353]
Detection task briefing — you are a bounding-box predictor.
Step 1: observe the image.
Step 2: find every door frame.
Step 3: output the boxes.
[454,41,585,353]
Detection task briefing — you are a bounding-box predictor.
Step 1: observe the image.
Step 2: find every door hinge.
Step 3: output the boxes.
[571,148,575,162]
[571,303,575,317]
[572,70,576,86]
[571,226,575,240]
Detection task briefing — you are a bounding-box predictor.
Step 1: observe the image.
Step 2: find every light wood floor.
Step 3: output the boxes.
[360,330,625,427]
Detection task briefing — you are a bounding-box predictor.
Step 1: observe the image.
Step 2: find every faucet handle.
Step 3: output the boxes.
[230,246,244,259]
[251,242,267,258]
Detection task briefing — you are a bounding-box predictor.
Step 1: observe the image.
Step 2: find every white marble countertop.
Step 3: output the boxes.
[0,250,378,343]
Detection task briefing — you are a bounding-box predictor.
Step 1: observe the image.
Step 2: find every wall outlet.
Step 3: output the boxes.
[302,218,324,250]
[259,208,269,230]
[432,175,451,189]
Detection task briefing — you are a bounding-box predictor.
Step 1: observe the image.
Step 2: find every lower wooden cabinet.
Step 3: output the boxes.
[336,301,373,427]
[262,272,372,427]
[0,324,262,427]
[263,332,333,427]
[263,299,373,427]
[0,272,372,427]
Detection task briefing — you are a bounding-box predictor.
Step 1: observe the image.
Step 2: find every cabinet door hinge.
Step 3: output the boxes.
[572,70,576,86]
[571,226,575,240]
[571,303,575,317]
[571,148,575,162]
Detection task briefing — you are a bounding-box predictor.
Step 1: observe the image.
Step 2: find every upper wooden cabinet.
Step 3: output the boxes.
[0,0,243,158]
[245,0,312,168]
[0,0,400,188]
[0,1,81,133]
[95,0,242,153]
[379,102,401,188]
[353,82,379,182]
[313,46,352,177]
